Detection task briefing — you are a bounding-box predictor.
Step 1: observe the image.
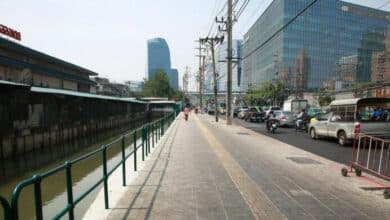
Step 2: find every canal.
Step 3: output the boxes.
[0,119,154,219]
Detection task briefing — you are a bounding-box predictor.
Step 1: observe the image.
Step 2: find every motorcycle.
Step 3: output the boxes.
[266,119,279,133]
[295,116,310,131]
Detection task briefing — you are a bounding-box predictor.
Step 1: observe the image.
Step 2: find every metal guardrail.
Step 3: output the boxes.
[0,112,176,220]
[342,133,390,181]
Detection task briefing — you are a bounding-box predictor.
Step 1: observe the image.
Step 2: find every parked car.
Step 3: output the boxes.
[245,106,265,122]
[308,98,390,146]
[274,110,294,127]
[238,107,248,119]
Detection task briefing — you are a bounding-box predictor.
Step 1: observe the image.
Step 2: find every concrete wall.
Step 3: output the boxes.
[0,87,149,159]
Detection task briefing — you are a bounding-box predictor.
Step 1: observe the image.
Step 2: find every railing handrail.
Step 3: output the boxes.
[2,112,176,220]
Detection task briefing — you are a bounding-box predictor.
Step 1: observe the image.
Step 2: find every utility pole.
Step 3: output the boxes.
[183,66,189,94]
[195,40,206,112]
[226,0,233,125]
[200,36,224,122]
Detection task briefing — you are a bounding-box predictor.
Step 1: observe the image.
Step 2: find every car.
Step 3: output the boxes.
[307,107,325,118]
[308,98,390,146]
[238,107,248,119]
[274,110,294,127]
[233,107,240,117]
[245,106,265,122]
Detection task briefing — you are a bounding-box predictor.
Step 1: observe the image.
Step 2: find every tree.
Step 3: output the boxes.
[141,70,189,102]
[245,81,287,106]
[318,95,332,106]
[141,70,170,97]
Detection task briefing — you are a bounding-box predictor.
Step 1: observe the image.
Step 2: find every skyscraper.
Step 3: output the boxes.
[146,38,179,89]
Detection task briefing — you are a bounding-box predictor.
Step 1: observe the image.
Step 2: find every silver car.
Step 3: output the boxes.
[308,98,390,145]
[274,110,294,127]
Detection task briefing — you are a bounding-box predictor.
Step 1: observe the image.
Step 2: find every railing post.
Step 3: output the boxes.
[152,123,155,148]
[147,125,151,154]
[158,120,160,140]
[133,131,137,171]
[33,174,43,220]
[145,125,149,157]
[65,161,75,220]
[155,122,158,144]
[0,196,11,220]
[142,127,145,161]
[161,119,164,136]
[121,136,126,186]
[102,146,109,209]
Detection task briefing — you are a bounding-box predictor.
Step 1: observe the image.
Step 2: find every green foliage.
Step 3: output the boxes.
[351,81,376,89]
[141,70,170,97]
[141,70,188,102]
[318,95,332,106]
[171,90,189,102]
[244,81,287,106]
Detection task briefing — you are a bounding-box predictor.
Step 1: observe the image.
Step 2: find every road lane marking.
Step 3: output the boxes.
[193,115,286,220]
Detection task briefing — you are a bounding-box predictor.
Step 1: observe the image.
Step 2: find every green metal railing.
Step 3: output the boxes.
[0,112,176,220]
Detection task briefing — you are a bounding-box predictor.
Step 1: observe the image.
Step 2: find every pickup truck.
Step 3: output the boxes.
[308,112,390,146]
[245,107,265,122]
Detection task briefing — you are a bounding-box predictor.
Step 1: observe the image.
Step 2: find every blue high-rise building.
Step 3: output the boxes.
[146,38,179,89]
[243,0,390,91]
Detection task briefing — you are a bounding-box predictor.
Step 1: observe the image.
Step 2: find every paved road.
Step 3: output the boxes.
[233,117,352,165]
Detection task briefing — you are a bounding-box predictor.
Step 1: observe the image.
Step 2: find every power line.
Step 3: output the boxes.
[236,0,250,19]
[242,0,319,60]
[206,0,225,37]
[234,0,271,37]
[378,0,390,9]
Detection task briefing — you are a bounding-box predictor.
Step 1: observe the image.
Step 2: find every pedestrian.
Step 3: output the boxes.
[184,104,190,121]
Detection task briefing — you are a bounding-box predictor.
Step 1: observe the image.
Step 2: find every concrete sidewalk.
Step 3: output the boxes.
[84,113,390,220]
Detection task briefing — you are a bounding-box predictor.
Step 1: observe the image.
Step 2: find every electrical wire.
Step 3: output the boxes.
[242,0,319,60]
[236,0,250,19]
[378,0,390,9]
[234,0,270,37]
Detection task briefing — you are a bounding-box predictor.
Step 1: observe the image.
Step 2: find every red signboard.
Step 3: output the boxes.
[0,24,21,41]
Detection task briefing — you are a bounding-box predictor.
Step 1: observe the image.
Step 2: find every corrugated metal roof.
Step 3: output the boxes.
[31,87,147,103]
[0,37,98,76]
[149,100,176,104]
[0,80,30,87]
[0,55,96,85]
[330,98,361,106]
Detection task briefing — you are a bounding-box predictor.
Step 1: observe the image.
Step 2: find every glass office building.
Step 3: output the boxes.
[146,38,179,89]
[243,0,390,91]
[205,40,243,93]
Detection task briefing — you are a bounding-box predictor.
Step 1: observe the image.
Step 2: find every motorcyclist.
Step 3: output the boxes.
[265,110,276,131]
[296,109,306,129]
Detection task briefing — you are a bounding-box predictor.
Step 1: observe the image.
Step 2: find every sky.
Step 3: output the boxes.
[1,0,390,91]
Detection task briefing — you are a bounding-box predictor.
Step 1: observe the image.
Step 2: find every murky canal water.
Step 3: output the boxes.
[0,119,150,219]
